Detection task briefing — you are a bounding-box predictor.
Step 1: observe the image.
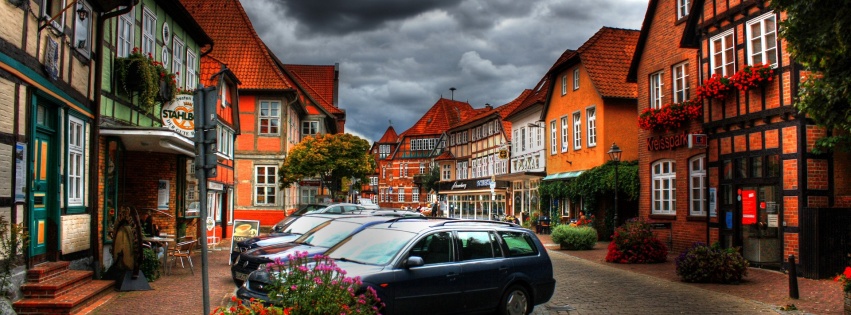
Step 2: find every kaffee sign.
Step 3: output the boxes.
[161,94,195,137]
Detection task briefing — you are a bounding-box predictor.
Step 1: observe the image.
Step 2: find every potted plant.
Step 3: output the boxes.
[115,48,159,109]
[730,63,774,92]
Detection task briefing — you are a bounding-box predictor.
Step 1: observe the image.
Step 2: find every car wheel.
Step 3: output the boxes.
[499,285,530,315]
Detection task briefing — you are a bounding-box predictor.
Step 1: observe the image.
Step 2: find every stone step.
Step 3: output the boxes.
[13,279,115,315]
[21,270,93,298]
[26,261,71,283]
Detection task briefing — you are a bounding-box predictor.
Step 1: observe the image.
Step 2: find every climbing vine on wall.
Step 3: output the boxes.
[539,160,639,213]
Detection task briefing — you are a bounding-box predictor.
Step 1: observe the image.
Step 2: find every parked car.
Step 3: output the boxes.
[231,214,347,266]
[356,198,380,209]
[345,209,425,217]
[239,219,555,314]
[231,216,421,286]
[272,203,365,232]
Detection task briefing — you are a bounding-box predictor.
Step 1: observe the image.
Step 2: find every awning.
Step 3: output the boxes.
[494,171,546,181]
[542,170,585,181]
[100,127,195,157]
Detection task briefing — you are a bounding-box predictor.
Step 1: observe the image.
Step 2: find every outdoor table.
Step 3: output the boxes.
[142,236,174,275]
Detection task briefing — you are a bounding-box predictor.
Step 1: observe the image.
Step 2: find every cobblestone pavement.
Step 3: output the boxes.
[531,250,778,314]
[85,237,843,315]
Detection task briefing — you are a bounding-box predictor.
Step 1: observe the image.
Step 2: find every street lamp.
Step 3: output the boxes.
[607,142,622,227]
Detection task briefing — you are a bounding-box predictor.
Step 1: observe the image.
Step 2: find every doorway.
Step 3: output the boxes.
[739,185,782,266]
[30,103,59,261]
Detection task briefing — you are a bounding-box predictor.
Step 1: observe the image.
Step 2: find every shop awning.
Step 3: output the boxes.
[100,127,195,157]
[494,171,546,181]
[542,170,585,181]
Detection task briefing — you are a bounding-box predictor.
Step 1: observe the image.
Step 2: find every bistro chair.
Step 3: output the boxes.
[168,239,197,275]
[538,217,551,234]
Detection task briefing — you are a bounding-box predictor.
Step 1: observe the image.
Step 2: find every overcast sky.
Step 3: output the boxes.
[240,0,648,143]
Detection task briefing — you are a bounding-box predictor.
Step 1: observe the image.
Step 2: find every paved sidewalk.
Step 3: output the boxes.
[536,234,844,314]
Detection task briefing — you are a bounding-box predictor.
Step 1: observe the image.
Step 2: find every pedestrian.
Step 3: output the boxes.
[431,202,439,217]
[416,204,423,213]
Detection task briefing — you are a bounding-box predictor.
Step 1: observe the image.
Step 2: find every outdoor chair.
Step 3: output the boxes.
[168,239,197,275]
[538,217,551,234]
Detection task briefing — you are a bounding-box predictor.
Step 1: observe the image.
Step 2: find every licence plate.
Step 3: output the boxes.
[235,272,249,281]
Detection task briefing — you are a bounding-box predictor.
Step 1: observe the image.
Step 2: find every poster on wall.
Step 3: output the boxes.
[158,180,170,210]
[14,143,26,203]
[708,187,717,217]
[742,190,757,224]
[230,219,260,265]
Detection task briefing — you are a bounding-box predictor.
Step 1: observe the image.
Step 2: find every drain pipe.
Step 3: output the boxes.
[90,1,136,279]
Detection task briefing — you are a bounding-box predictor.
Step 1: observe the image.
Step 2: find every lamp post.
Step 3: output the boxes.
[607,142,622,227]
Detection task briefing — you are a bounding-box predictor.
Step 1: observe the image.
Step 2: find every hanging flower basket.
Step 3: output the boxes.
[696,74,733,101]
[156,76,177,104]
[730,63,774,92]
[114,48,160,109]
[638,99,703,131]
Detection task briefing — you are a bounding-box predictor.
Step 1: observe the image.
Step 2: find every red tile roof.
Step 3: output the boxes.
[451,89,532,134]
[199,55,225,87]
[434,151,456,161]
[506,75,551,121]
[575,27,639,99]
[400,98,475,137]
[549,28,638,99]
[377,126,398,143]
[180,0,295,91]
[285,64,342,114]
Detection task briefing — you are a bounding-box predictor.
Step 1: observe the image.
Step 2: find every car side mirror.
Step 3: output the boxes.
[405,256,425,268]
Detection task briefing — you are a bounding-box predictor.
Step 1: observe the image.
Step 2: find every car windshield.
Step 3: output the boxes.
[327,229,417,265]
[298,204,329,215]
[279,216,333,235]
[294,221,363,247]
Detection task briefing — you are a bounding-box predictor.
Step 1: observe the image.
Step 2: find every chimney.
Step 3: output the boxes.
[485,103,492,110]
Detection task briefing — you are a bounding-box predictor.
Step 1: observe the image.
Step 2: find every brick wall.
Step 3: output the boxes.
[60,214,90,253]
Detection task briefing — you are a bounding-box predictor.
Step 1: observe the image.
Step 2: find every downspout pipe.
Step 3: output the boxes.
[90,2,135,279]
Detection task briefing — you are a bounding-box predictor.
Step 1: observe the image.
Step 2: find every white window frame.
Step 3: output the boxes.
[302,121,318,138]
[650,71,664,109]
[259,100,281,135]
[398,188,405,202]
[550,120,557,155]
[560,116,569,152]
[413,187,419,202]
[652,160,677,215]
[185,50,197,90]
[573,68,580,90]
[74,1,93,58]
[746,12,778,68]
[117,7,134,58]
[172,37,184,88]
[710,29,735,76]
[572,112,582,150]
[672,62,689,103]
[142,7,156,57]
[520,127,526,151]
[254,165,278,206]
[561,75,567,95]
[689,155,706,216]
[677,0,690,19]
[442,164,451,180]
[217,125,234,159]
[586,107,596,147]
[68,116,85,206]
[43,0,67,31]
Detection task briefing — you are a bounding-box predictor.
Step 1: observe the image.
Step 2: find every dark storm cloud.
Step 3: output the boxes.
[271,0,464,36]
[239,0,648,143]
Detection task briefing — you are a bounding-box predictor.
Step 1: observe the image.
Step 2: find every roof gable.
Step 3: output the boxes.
[377,126,398,143]
[285,64,342,115]
[576,27,640,99]
[180,0,295,91]
[401,98,475,137]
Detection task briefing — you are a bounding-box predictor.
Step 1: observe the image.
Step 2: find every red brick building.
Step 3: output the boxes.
[631,0,851,277]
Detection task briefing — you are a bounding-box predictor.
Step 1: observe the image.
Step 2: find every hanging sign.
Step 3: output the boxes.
[742,190,757,224]
[161,94,196,137]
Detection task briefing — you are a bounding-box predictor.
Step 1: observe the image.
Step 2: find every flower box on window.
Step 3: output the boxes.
[730,63,774,92]
[696,74,733,101]
[638,99,703,131]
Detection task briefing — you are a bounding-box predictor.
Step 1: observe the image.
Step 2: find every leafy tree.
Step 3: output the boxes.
[772,0,851,151]
[279,133,375,198]
[420,165,440,193]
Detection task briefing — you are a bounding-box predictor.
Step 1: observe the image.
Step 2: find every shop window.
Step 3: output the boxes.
[254,165,277,205]
[68,116,86,207]
[689,155,706,216]
[652,160,676,215]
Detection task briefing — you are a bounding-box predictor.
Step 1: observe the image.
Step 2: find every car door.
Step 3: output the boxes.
[457,230,506,312]
[391,231,463,314]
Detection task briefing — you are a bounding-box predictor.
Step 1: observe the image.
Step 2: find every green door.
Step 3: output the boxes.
[30,131,55,257]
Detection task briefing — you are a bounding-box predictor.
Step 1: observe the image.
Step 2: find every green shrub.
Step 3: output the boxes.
[551,225,597,250]
[140,247,161,282]
[675,242,748,283]
[605,218,667,263]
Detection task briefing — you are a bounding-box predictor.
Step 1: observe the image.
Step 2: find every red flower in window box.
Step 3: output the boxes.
[730,63,774,92]
[638,99,703,131]
[696,74,733,101]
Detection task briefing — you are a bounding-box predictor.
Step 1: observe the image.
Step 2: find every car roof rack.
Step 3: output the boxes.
[385,216,455,228]
[431,220,519,228]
